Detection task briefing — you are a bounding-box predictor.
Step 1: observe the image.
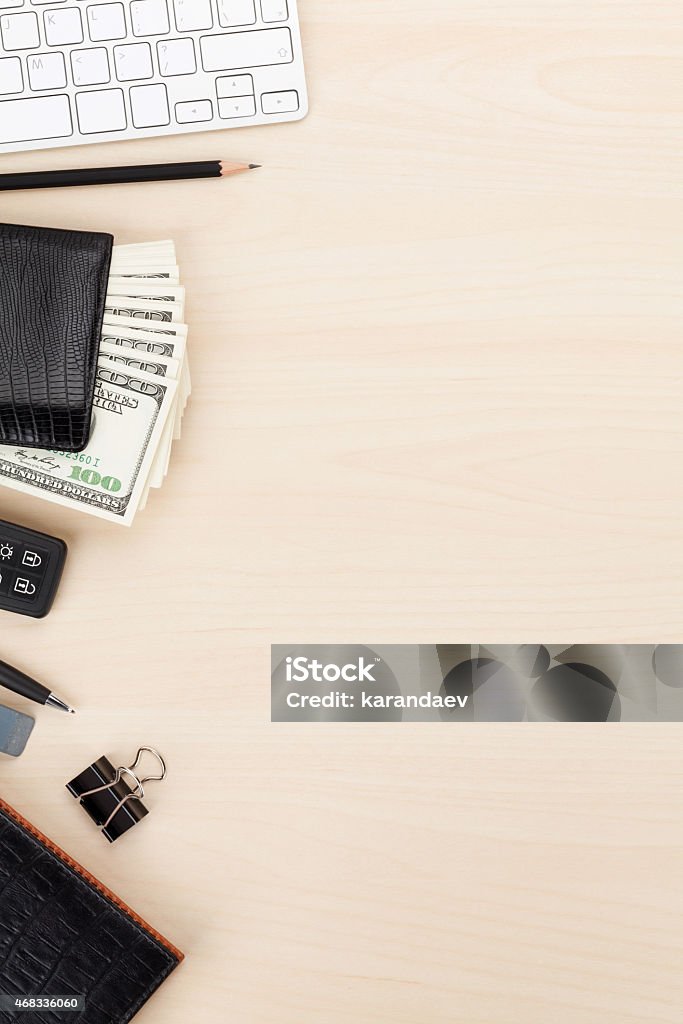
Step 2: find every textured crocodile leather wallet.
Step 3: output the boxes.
[0,223,112,452]
[0,798,183,1023]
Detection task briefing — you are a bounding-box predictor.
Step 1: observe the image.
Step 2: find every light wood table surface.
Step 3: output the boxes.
[1,2,682,1021]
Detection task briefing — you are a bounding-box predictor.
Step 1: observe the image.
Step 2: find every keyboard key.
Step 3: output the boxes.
[157,37,195,77]
[27,51,67,90]
[217,0,255,28]
[201,27,292,72]
[114,41,153,81]
[76,86,126,132]
[0,2,24,9]
[0,94,71,142]
[44,7,83,45]
[0,56,22,94]
[260,0,288,22]
[261,88,297,114]
[1,12,39,49]
[87,2,125,42]
[216,73,253,98]
[71,46,110,86]
[173,0,211,32]
[218,94,255,119]
[130,0,169,36]
[130,81,169,127]
[175,98,212,123]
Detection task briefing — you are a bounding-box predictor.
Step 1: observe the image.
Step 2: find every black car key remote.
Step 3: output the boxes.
[0,521,67,618]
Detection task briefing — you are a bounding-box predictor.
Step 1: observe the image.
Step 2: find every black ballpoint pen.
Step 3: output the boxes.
[0,660,75,714]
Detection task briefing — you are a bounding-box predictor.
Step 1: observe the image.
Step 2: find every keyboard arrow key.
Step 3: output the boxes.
[218,94,256,119]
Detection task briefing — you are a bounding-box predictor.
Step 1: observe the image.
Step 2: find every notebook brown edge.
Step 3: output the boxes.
[0,797,184,964]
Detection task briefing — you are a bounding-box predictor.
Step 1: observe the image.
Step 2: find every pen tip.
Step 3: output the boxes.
[46,693,76,714]
[249,163,262,169]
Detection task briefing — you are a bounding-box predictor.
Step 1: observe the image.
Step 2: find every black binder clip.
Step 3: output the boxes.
[66,747,167,843]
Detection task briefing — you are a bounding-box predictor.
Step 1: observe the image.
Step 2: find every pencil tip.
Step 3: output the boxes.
[249,163,262,169]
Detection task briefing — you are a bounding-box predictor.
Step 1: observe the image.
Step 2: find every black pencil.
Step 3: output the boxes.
[0,160,260,192]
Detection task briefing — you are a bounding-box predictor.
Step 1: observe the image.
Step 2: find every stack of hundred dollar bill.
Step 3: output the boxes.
[0,240,189,526]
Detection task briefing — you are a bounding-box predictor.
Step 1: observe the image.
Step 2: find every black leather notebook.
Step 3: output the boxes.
[0,223,113,453]
[0,799,183,1024]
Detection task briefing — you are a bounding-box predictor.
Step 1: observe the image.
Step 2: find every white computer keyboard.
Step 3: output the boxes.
[0,0,308,153]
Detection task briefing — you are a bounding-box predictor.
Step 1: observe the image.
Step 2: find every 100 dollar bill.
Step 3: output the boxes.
[0,365,177,526]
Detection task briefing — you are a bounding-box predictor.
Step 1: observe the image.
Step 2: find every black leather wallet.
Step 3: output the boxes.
[0,799,183,1023]
[0,223,113,452]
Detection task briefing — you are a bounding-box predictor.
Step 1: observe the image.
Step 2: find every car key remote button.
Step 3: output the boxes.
[0,520,67,617]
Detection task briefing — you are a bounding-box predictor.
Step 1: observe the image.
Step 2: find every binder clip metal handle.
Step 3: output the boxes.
[66,747,167,843]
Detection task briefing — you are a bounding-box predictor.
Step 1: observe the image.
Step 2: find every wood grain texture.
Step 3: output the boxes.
[0,2,682,1021]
